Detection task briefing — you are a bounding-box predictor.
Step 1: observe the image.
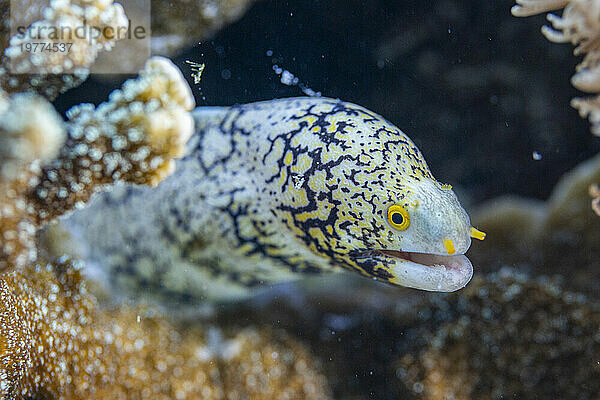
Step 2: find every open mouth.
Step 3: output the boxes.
[378,249,470,271]
[363,249,473,292]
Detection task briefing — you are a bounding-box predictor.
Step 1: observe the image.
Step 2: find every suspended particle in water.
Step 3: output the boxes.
[185,60,205,85]
[271,64,321,97]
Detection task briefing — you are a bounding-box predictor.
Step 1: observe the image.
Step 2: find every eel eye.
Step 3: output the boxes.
[387,205,410,230]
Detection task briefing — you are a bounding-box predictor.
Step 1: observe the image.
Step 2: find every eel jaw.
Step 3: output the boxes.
[376,250,473,292]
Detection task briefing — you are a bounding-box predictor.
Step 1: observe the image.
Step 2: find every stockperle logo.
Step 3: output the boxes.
[8,0,151,74]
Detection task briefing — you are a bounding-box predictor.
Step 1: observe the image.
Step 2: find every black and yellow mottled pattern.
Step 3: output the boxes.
[60,97,473,302]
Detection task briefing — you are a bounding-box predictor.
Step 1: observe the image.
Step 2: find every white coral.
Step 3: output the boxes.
[0,92,65,180]
[511,0,569,17]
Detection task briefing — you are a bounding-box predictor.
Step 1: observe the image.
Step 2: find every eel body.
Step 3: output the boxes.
[59,97,482,303]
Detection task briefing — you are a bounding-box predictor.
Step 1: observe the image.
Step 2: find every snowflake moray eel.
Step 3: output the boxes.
[60,97,485,302]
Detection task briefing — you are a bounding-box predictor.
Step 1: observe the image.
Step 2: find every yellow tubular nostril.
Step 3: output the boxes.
[443,238,455,255]
[470,227,486,241]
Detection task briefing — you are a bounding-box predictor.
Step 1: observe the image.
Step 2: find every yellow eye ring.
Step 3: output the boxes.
[387,205,410,230]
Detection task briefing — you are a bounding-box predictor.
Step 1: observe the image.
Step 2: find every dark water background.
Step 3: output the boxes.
[54,0,600,206]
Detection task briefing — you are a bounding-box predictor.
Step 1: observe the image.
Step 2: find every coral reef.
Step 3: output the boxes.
[3,2,597,399]
[207,275,426,400]
[511,0,569,16]
[398,268,600,399]
[0,0,128,99]
[0,56,194,271]
[0,259,330,399]
[30,56,194,223]
[90,0,258,73]
[217,327,330,399]
[468,153,600,293]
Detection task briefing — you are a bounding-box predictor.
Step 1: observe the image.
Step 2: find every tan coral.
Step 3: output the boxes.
[30,55,194,226]
[0,56,194,272]
[570,95,600,135]
[0,91,66,271]
[0,0,129,99]
[399,269,600,399]
[0,259,331,399]
[220,328,330,400]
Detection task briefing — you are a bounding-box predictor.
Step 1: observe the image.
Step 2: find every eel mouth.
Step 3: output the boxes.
[369,249,473,292]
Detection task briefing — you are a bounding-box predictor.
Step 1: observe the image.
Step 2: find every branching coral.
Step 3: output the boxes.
[513,0,600,103]
[399,268,600,399]
[512,0,600,212]
[29,56,194,224]
[0,259,331,399]
[0,0,128,99]
[0,56,194,272]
